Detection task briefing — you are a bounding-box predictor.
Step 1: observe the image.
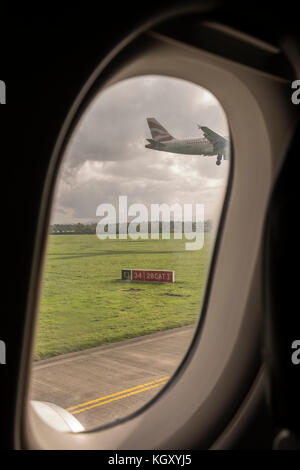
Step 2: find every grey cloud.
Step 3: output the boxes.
[52,75,230,224]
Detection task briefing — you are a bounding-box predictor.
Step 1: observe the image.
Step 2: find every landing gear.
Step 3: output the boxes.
[216,154,222,166]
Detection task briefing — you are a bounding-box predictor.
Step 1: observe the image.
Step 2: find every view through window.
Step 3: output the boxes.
[30,75,230,431]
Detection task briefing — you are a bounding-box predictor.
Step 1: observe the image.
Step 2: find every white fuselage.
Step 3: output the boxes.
[147,137,215,156]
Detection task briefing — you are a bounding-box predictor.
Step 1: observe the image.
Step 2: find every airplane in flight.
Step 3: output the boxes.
[145,117,229,165]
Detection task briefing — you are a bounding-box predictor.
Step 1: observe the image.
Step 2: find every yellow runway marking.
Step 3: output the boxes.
[67,376,170,415]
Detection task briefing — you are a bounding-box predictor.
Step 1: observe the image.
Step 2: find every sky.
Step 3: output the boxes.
[51,75,230,225]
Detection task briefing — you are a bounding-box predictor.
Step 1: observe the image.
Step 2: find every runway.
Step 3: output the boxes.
[30,324,196,430]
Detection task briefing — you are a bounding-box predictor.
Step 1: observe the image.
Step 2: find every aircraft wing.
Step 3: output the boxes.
[198,126,228,154]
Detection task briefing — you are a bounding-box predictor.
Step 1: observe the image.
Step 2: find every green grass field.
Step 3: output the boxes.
[34,233,213,360]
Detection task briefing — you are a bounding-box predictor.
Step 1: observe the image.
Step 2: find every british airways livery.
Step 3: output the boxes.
[145,117,229,166]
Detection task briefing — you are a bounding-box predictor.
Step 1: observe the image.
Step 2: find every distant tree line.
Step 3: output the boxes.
[49,220,213,234]
[50,223,97,234]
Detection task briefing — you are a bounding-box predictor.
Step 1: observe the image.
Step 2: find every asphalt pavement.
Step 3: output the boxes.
[30,325,196,430]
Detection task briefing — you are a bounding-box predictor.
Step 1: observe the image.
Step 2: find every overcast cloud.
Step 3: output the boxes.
[51,75,230,224]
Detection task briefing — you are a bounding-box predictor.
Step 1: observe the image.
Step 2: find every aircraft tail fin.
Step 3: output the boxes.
[147,118,174,142]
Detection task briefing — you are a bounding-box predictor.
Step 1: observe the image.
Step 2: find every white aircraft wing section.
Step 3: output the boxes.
[199,126,228,146]
[198,124,228,153]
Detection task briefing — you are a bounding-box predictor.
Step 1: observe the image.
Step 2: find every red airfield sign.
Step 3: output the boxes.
[122,269,175,283]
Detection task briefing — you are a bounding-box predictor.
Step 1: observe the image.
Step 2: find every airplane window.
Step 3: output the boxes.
[29,75,230,431]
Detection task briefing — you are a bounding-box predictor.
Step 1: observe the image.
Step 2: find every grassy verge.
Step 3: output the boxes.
[34,233,212,360]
